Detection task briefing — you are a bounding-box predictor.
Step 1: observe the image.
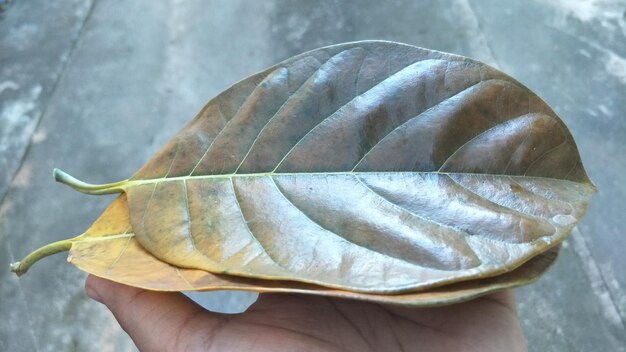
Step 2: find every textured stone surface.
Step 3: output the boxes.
[467,1,626,350]
[0,0,94,203]
[1,0,624,351]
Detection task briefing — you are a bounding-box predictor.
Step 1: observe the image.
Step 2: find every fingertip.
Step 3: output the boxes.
[85,274,142,305]
[83,275,223,351]
[84,275,103,303]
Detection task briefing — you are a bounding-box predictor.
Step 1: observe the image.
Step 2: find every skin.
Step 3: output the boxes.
[85,275,528,352]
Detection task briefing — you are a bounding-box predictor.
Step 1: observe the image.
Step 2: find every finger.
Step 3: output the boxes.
[85,275,225,351]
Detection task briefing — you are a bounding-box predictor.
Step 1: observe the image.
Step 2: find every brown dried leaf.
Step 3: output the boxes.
[12,41,594,301]
[69,194,560,306]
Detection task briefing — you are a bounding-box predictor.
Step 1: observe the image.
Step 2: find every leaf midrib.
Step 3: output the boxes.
[127,171,590,189]
[76,233,135,242]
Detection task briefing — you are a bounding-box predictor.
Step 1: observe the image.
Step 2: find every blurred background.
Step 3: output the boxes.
[1,0,625,351]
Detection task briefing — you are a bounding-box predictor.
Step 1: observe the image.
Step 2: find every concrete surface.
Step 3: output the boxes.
[1,0,624,351]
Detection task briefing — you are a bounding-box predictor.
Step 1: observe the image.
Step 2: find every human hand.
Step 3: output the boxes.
[85,275,527,351]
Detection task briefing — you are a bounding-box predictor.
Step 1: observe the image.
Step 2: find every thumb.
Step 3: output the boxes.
[85,275,225,351]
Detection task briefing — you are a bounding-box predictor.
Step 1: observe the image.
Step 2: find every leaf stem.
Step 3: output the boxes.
[10,239,73,276]
[53,168,126,195]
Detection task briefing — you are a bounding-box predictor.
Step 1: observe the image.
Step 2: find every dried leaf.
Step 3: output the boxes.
[68,194,560,306]
[12,41,594,302]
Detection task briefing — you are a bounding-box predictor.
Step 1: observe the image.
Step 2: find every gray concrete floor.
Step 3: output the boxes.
[1,0,624,351]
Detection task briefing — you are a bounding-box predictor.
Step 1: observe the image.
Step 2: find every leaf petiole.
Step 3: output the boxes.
[53,168,126,195]
[10,238,74,276]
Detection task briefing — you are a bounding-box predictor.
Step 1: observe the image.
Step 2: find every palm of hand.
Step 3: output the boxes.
[86,275,527,352]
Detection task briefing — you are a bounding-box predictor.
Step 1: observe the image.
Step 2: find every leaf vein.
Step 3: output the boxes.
[273,58,441,172]
[269,176,432,269]
[124,171,590,188]
[446,175,552,231]
[523,140,568,176]
[507,176,575,213]
[502,127,533,174]
[563,161,578,179]
[164,139,180,178]
[182,179,198,252]
[438,113,540,172]
[353,79,496,171]
[140,183,158,236]
[75,233,135,242]
[234,57,327,173]
[188,100,228,176]
[105,227,132,273]
[189,90,253,176]
[353,175,470,237]
[175,268,194,289]
[228,178,286,271]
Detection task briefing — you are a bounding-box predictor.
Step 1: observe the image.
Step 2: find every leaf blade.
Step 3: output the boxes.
[112,41,594,293]
[69,195,562,306]
[25,41,588,296]
[122,172,592,293]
